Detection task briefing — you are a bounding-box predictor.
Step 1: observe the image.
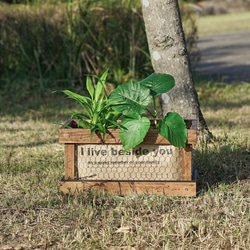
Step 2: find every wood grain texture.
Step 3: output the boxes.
[181,145,192,181]
[64,144,75,180]
[59,181,196,196]
[59,128,197,145]
[59,119,197,196]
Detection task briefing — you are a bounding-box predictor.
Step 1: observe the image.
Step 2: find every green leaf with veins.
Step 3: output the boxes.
[119,113,150,151]
[109,81,152,115]
[140,73,175,96]
[159,112,187,148]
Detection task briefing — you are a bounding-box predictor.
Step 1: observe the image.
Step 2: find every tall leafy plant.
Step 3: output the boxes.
[58,69,121,140]
[59,71,187,151]
[109,73,187,151]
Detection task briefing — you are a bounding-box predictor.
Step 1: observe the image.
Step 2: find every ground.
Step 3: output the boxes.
[194,30,250,82]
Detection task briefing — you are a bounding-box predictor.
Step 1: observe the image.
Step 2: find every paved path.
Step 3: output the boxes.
[193,30,250,82]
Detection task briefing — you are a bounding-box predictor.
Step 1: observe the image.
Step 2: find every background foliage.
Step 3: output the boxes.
[0,0,198,90]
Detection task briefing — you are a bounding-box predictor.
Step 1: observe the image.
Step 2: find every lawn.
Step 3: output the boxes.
[0,1,249,249]
[197,11,250,35]
[0,80,249,249]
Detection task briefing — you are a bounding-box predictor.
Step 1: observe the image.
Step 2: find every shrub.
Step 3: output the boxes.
[0,0,198,89]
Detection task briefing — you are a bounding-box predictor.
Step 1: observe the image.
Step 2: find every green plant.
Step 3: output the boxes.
[60,70,187,151]
[109,73,187,151]
[58,69,121,139]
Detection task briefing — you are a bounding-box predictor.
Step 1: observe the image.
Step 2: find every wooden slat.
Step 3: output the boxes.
[59,181,84,194]
[59,119,197,196]
[181,145,192,181]
[64,144,75,180]
[59,128,197,145]
[59,181,196,196]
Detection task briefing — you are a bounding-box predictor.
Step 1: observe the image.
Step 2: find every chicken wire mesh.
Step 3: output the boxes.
[74,144,183,181]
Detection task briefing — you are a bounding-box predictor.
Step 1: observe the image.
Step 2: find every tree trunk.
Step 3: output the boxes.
[141,0,211,139]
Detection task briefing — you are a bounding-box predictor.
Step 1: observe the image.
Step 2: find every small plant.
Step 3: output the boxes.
[59,70,187,151]
[59,69,121,140]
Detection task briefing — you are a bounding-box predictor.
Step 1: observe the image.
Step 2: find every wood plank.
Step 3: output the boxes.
[59,128,197,145]
[64,144,75,180]
[181,145,192,181]
[59,181,196,196]
[59,181,84,194]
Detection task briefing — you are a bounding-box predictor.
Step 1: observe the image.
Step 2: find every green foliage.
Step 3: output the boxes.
[119,114,151,152]
[109,73,187,150]
[140,73,175,96]
[0,0,198,89]
[1,77,249,249]
[0,0,150,87]
[108,81,153,115]
[159,112,188,148]
[61,71,187,151]
[59,69,121,140]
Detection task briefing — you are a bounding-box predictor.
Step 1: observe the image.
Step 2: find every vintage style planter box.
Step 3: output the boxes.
[59,119,197,196]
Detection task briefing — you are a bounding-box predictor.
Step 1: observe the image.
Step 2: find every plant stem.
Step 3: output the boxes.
[146,96,158,125]
[153,96,158,118]
[146,107,155,119]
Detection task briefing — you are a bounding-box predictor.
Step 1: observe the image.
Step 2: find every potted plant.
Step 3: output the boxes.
[58,70,197,196]
[59,69,187,151]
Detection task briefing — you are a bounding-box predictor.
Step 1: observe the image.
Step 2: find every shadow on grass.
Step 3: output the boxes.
[204,118,239,130]
[194,138,249,194]
[3,139,58,149]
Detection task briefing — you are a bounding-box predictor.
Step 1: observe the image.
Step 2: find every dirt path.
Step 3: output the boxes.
[193,30,250,82]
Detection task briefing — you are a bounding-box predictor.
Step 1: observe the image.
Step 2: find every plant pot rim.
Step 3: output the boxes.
[61,119,197,130]
[59,119,197,145]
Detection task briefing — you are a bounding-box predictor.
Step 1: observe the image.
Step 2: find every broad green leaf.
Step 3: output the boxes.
[140,73,175,96]
[97,123,106,140]
[86,76,94,100]
[119,114,150,151]
[109,81,152,115]
[158,112,187,148]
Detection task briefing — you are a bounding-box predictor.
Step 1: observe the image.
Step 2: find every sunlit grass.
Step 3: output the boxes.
[0,79,249,249]
[197,11,250,35]
[196,81,250,136]
[0,1,249,248]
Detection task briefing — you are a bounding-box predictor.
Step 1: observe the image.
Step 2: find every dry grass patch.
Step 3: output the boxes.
[0,81,249,249]
[197,11,250,35]
[0,183,249,249]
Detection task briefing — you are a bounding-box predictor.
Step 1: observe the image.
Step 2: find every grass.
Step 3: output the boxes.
[0,80,249,249]
[197,11,250,35]
[0,0,199,89]
[0,0,150,87]
[0,1,249,248]
[194,80,250,190]
[196,80,250,136]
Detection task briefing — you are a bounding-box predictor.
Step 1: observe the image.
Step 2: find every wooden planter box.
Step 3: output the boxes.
[59,119,197,196]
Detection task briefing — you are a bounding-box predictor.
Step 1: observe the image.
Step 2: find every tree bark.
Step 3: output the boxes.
[141,0,211,139]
